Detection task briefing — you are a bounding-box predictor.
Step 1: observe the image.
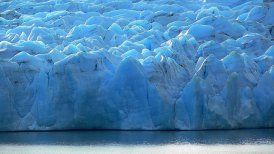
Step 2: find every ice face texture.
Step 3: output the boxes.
[0,0,273,131]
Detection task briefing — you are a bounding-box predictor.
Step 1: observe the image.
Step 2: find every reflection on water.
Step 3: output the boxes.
[0,129,274,145]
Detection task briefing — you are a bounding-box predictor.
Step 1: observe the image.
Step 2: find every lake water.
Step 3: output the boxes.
[0,129,274,154]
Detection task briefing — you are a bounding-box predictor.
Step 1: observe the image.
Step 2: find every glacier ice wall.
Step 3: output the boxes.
[0,0,273,131]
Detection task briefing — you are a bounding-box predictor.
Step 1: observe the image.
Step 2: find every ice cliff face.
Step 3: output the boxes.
[0,0,273,131]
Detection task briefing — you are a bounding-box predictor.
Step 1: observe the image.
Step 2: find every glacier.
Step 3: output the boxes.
[0,0,273,131]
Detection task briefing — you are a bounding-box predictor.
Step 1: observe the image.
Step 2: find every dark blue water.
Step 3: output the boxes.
[0,129,274,145]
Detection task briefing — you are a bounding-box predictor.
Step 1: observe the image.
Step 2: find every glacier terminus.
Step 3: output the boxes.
[0,0,274,131]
